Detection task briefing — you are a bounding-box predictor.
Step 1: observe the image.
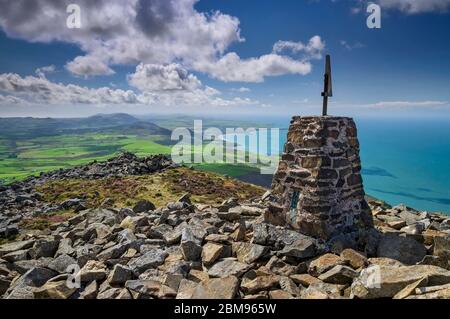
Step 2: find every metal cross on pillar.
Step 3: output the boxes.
[321,54,333,116]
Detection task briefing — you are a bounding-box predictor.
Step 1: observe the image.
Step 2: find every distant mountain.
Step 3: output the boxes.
[0,113,170,138]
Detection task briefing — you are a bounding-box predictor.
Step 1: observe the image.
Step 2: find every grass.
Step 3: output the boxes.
[0,133,172,183]
[36,166,266,208]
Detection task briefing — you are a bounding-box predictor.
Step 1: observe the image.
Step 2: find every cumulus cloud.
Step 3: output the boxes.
[194,52,313,83]
[232,87,251,93]
[0,64,261,108]
[35,65,56,78]
[273,36,325,59]
[0,0,323,83]
[0,73,139,105]
[66,56,115,77]
[128,63,202,92]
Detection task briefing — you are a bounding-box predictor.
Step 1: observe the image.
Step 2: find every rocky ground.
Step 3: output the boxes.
[0,153,450,299]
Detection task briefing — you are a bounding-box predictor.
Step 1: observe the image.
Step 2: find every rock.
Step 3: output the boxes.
[400,224,425,235]
[230,221,246,241]
[302,282,345,299]
[233,242,268,264]
[133,200,156,213]
[108,264,133,285]
[6,267,57,299]
[393,277,428,299]
[188,269,209,283]
[377,234,426,265]
[0,240,34,257]
[176,279,198,299]
[406,287,450,299]
[78,260,107,282]
[265,256,298,276]
[29,239,60,259]
[217,208,241,222]
[97,288,121,299]
[34,281,77,299]
[47,254,77,273]
[201,243,224,266]
[241,275,280,294]
[351,264,450,299]
[161,273,183,291]
[80,280,98,299]
[278,237,316,259]
[55,238,75,257]
[289,274,322,287]
[279,276,302,296]
[190,276,239,299]
[119,216,148,231]
[318,265,358,285]
[208,259,251,278]
[0,277,11,295]
[125,279,176,299]
[419,255,448,269]
[269,289,294,299]
[128,248,168,275]
[308,254,345,276]
[368,257,405,267]
[340,249,368,269]
[180,228,202,262]
[3,249,29,262]
[433,235,450,259]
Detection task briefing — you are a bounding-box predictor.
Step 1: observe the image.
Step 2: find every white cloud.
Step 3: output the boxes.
[66,56,115,77]
[0,73,139,105]
[340,40,365,50]
[232,87,251,93]
[273,36,325,59]
[0,0,324,83]
[365,100,449,108]
[0,65,262,109]
[194,52,313,83]
[128,63,202,92]
[35,65,56,78]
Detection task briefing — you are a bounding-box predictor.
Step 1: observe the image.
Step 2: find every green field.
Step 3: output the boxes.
[0,133,172,183]
[0,114,278,185]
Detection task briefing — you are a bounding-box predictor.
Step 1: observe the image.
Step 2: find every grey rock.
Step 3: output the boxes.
[208,259,251,278]
[108,264,133,285]
[279,237,316,259]
[180,228,202,262]
[133,200,156,213]
[47,254,77,273]
[128,248,168,274]
[377,234,426,265]
[318,265,358,285]
[233,242,268,264]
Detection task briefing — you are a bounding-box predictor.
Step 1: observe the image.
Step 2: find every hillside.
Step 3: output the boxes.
[0,152,449,299]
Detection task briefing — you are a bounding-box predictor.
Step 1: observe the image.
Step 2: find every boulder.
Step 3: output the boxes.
[351,264,450,299]
[180,228,202,262]
[77,260,107,282]
[125,279,176,299]
[289,274,322,287]
[340,249,368,269]
[108,264,133,285]
[278,237,316,259]
[233,242,268,264]
[0,240,34,257]
[128,248,168,274]
[377,234,426,265]
[240,275,280,294]
[208,259,251,278]
[201,242,224,266]
[190,276,239,299]
[133,199,156,213]
[34,281,77,299]
[47,254,77,273]
[308,254,346,276]
[318,265,358,285]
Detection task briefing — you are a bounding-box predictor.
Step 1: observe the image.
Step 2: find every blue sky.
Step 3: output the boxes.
[0,0,449,118]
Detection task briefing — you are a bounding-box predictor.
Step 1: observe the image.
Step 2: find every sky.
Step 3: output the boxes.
[0,0,449,118]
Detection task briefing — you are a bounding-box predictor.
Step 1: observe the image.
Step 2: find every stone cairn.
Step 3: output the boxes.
[269,116,373,242]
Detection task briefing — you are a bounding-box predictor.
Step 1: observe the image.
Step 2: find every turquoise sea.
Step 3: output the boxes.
[224,116,450,214]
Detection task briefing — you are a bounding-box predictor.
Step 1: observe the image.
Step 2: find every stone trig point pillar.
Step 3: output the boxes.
[270,116,374,241]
